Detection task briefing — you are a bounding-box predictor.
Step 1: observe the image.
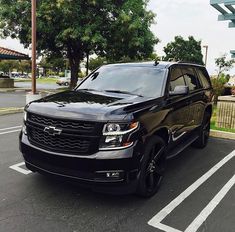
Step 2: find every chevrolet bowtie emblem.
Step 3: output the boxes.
[44,126,62,136]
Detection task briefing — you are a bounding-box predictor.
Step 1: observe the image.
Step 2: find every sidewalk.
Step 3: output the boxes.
[0,87,30,93]
[0,87,60,93]
[0,107,24,116]
[0,88,60,115]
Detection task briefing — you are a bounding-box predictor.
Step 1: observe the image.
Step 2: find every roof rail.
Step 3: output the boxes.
[177,61,201,65]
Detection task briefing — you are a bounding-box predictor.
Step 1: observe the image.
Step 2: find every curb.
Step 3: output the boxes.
[0,88,31,93]
[210,129,235,140]
[0,88,62,94]
[0,107,24,116]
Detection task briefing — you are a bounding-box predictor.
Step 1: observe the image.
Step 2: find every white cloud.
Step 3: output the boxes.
[0,1,235,75]
[148,0,235,75]
[0,38,29,55]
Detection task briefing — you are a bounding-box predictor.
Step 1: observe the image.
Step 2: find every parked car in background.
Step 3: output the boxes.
[11,72,21,78]
[56,77,71,86]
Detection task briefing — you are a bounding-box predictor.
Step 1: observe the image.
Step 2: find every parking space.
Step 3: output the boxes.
[0,113,23,130]
[0,113,234,232]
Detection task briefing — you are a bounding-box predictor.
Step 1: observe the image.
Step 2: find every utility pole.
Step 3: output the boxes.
[31,0,36,94]
[203,45,208,67]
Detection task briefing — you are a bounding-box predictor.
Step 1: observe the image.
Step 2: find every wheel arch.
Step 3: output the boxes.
[205,104,213,118]
[153,127,170,145]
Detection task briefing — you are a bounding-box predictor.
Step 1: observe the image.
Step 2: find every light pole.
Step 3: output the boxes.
[31,0,36,94]
[203,45,208,67]
[26,0,40,103]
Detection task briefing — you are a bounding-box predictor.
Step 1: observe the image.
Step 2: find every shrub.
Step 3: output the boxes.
[211,78,227,104]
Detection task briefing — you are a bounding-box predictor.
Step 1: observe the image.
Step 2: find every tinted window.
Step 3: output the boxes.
[181,67,199,91]
[169,67,186,91]
[196,68,211,89]
[77,65,166,98]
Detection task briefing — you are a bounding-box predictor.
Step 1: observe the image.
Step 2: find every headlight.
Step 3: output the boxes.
[22,125,27,135]
[24,111,27,122]
[99,122,139,150]
[23,111,27,135]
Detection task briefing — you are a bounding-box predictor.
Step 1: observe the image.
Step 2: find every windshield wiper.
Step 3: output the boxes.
[104,90,143,97]
[77,88,101,92]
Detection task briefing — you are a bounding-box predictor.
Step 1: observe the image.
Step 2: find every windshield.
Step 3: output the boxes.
[77,65,166,98]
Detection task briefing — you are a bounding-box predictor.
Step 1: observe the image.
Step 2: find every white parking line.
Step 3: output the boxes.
[0,129,21,135]
[9,162,32,175]
[185,174,235,232]
[148,150,235,232]
[0,125,22,131]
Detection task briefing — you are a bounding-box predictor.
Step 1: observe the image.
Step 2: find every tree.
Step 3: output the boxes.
[163,36,204,64]
[215,54,234,78]
[211,78,227,105]
[0,0,157,88]
[0,60,18,73]
[18,60,31,74]
[104,1,158,62]
[39,56,67,76]
[89,57,107,71]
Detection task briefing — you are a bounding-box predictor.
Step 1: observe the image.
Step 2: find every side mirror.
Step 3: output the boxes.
[169,85,189,96]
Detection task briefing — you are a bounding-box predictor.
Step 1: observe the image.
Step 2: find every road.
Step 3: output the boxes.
[0,92,26,108]
[0,113,234,232]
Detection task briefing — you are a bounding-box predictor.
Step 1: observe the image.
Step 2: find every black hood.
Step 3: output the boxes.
[26,90,159,121]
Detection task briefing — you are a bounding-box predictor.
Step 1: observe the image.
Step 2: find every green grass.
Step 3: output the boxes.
[14,78,58,84]
[37,78,58,84]
[211,121,235,133]
[211,105,235,133]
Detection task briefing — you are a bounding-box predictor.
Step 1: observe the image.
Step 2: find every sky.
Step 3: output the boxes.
[148,0,235,75]
[0,0,234,75]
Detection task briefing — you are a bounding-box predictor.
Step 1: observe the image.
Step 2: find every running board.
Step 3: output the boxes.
[166,135,199,159]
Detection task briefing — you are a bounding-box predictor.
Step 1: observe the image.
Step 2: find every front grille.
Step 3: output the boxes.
[29,113,95,133]
[27,113,103,155]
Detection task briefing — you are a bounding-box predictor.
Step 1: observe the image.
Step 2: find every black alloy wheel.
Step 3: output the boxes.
[137,136,166,197]
[192,112,211,149]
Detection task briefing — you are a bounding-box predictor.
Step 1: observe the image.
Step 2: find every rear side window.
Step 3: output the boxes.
[196,68,211,89]
[169,67,186,91]
[181,67,200,92]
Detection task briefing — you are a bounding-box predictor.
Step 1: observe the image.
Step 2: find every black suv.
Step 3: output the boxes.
[20,62,213,197]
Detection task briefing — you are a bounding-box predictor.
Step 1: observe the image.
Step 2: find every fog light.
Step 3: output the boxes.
[95,170,124,180]
[106,172,120,178]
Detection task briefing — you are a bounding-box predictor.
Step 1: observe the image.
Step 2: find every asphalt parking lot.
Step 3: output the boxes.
[0,113,234,232]
[0,92,26,108]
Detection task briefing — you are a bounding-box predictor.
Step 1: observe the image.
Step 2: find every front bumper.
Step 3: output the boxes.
[20,132,142,194]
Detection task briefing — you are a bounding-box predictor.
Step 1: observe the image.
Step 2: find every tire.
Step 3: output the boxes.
[136,136,166,198]
[191,112,211,149]
[64,82,69,86]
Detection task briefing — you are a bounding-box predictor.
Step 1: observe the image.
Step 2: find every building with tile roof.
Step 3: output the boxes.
[0,46,29,60]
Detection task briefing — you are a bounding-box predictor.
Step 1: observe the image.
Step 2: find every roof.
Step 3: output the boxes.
[231,50,235,58]
[0,47,29,60]
[210,1,235,57]
[210,0,235,28]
